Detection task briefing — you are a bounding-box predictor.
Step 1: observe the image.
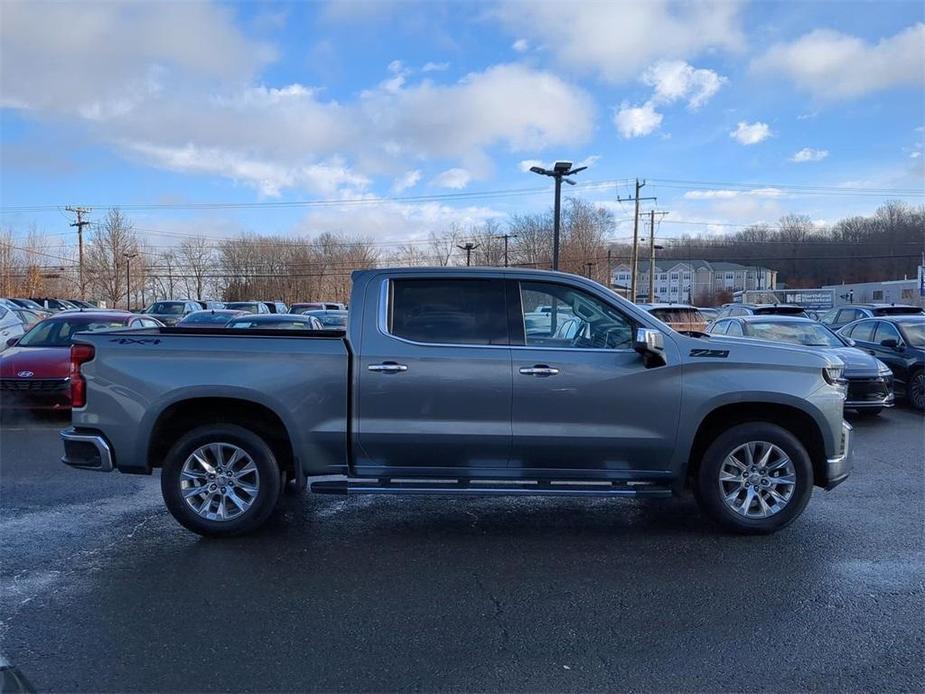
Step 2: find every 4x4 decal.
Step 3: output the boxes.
[109,337,161,345]
[689,348,729,358]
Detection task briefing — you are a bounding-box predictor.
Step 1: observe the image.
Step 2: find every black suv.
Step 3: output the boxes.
[838,315,925,411]
[821,304,923,331]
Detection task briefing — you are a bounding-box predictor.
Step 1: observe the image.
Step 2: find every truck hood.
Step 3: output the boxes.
[0,346,70,379]
[677,333,845,370]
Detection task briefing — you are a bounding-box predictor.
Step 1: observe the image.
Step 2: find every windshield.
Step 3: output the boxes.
[228,318,314,330]
[747,321,842,347]
[18,318,127,347]
[900,322,925,347]
[225,302,260,312]
[179,311,239,325]
[148,302,186,315]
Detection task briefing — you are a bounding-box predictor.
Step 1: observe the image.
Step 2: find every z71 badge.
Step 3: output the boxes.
[689,348,729,358]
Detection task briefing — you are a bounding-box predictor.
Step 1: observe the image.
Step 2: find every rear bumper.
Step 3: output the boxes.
[824,421,852,490]
[60,428,113,472]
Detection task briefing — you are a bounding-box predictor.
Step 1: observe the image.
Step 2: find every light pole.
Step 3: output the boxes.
[124,252,138,310]
[528,161,586,271]
[457,242,478,266]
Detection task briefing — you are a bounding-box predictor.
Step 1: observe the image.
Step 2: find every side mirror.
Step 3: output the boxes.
[634,328,665,365]
[6,337,19,347]
[880,338,901,351]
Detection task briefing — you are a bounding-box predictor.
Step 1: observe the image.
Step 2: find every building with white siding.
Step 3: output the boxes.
[611,260,777,304]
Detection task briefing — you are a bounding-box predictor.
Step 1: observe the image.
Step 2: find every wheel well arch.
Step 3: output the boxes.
[686,403,827,485]
[148,397,294,474]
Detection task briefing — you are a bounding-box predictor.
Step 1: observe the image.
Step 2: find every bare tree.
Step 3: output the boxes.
[86,209,138,307]
[178,234,215,300]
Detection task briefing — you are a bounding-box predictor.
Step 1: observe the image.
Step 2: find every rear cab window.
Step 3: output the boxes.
[388,278,508,345]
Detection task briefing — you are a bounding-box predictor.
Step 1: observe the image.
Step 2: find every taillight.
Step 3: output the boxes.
[70,344,95,408]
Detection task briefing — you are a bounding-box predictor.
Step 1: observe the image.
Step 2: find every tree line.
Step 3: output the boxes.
[1,199,921,307]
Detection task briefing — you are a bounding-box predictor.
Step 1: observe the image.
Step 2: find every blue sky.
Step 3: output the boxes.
[1,0,922,254]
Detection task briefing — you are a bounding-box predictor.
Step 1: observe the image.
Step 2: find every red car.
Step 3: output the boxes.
[0,311,162,410]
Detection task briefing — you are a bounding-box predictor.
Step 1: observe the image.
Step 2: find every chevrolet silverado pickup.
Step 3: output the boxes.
[60,268,852,537]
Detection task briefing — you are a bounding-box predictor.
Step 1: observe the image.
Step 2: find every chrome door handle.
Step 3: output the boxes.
[368,362,408,373]
[519,366,559,376]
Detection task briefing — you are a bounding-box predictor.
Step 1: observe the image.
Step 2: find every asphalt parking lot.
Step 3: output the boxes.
[1,408,923,693]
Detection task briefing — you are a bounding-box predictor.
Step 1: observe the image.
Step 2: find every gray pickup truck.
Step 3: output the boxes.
[61,267,851,537]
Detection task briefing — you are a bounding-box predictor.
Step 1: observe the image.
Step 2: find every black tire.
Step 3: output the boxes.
[161,424,282,537]
[694,422,813,535]
[908,370,925,412]
[854,407,883,417]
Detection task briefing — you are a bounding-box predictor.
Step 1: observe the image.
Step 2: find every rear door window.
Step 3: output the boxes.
[847,320,876,342]
[726,321,744,336]
[389,278,508,345]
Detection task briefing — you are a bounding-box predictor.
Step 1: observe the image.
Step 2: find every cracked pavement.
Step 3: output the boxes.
[0,408,923,692]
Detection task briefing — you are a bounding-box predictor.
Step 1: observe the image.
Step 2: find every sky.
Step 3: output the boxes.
[0,0,923,256]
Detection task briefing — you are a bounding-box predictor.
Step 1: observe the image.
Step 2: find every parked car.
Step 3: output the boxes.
[291,302,346,312]
[11,308,45,332]
[0,304,26,352]
[715,303,808,320]
[707,315,894,416]
[296,309,348,329]
[143,300,201,326]
[225,314,324,330]
[637,304,708,333]
[697,307,719,321]
[61,267,851,538]
[1,311,163,410]
[223,301,271,314]
[820,304,924,331]
[7,298,47,312]
[177,310,248,327]
[30,298,78,312]
[195,300,226,310]
[261,301,289,314]
[64,299,96,309]
[837,316,925,411]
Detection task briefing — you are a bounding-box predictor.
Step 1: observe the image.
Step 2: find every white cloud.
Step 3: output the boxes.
[684,188,783,200]
[614,102,663,138]
[496,1,744,82]
[642,60,726,109]
[730,121,772,145]
[790,147,829,163]
[0,1,274,115]
[422,61,449,72]
[433,168,472,189]
[752,23,925,99]
[391,169,422,193]
[126,143,369,198]
[512,39,529,53]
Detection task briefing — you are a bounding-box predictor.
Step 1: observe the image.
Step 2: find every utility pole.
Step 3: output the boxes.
[457,242,479,267]
[585,261,596,279]
[124,252,137,310]
[646,210,668,302]
[501,233,517,267]
[66,207,91,300]
[618,180,656,302]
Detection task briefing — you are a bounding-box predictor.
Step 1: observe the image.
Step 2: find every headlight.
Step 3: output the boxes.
[823,364,845,385]
[876,360,892,376]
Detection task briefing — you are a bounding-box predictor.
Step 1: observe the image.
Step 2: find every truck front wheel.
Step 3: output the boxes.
[161,424,282,537]
[693,422,813,535]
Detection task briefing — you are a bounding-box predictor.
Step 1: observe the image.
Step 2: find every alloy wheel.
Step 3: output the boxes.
[718,441,796,518]
[180,443,260,521]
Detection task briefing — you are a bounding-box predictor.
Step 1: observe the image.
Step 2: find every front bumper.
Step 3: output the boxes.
[0,378,70,410]
[844,375,894,409]
[824,421,852,490]
[60,428,114,472]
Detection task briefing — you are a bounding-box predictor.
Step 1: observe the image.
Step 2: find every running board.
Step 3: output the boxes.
[309,478,672,498]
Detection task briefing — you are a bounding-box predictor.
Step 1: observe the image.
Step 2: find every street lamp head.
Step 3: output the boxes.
[553,161,573,173]
[529,166,547,175]
[564,178,577,185]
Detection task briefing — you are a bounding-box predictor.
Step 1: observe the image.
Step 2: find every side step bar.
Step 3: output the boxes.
[310,478,672,498]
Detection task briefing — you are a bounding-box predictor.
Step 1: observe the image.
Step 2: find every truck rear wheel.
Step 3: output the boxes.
[693,422,813,535]
[161,424,281,537]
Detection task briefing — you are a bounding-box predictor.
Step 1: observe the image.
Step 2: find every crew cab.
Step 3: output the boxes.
[60,268,852,537]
